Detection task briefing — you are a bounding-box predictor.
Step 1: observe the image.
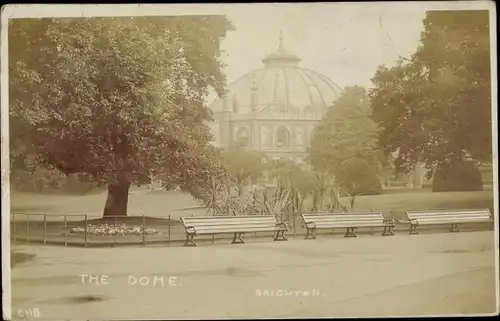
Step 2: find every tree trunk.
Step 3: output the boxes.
[103,182,131,217]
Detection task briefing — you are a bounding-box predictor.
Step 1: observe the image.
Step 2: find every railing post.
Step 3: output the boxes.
[27,214,30,243]
[43,214,47,244]
[293,212,296,236]
[168,214,171,242]
[13,213,16,241]
[142,215,146,246]
[113,216,116,247]
[64,215,68,246]
[84,214,88,248]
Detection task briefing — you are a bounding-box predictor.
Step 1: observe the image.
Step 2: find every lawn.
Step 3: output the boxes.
[10,188,495,221]
[10,189,201,220]
[8,188,495,246]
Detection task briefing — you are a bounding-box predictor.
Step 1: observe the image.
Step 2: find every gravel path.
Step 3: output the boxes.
[9,230,498,320]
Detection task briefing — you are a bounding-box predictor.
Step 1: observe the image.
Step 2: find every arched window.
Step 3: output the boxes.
[309,127,319,146]
[275,126,290,149]
[235,127,249,147]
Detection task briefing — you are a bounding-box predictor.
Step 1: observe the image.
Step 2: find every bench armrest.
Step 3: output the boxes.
[306,222,316,229]
[383,219,395,226]
[276,222,288,230]
[408,218,418,225]
[185,225,196,234]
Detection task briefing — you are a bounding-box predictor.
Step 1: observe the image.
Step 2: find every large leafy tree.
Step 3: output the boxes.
[308,86,379,174]
[9,16,232,216]
[370,10,492,175]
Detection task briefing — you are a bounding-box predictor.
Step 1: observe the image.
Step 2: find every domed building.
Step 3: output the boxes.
[209,35,343,164]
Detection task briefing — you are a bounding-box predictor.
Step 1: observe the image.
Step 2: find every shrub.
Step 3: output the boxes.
[11,168,66,192]
[11,168,103,195]
[432,161,483,192]
[337,158,382,196]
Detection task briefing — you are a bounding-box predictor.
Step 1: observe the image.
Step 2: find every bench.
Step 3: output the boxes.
[406,209,494,234]
[300,212,395,239]
[180,215,288,247]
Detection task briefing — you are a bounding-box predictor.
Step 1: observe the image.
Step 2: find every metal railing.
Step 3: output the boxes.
[11,210,491,247]
[9,212,306,247]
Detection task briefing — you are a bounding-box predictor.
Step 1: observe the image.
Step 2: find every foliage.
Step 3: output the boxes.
[196,158,351,224]
[221,145,267,196]
[432,161,483,192]
[10,167,65,193]
[9,16,233,216]
[369,10,492,175]
[10,156,102,194]
[309,171,350,212]
[308,86,379,174]
[336,158,382,197]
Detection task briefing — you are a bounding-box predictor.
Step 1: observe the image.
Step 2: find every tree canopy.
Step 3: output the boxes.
[308,86,379,174]
[9,16,233,216]
[369,10,492,175]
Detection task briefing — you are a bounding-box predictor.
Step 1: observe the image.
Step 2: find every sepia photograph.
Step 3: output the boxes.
[1,2,498,320]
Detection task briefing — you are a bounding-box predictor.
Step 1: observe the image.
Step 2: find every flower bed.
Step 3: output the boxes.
[65,223,160,236]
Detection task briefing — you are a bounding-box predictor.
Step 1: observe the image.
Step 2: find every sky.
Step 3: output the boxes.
[216,3,427,90]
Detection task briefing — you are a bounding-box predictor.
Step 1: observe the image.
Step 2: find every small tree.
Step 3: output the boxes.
[337,158,382,208]
[309,86,379,174]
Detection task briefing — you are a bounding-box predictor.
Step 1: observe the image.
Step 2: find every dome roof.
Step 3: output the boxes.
[210,34,343,118]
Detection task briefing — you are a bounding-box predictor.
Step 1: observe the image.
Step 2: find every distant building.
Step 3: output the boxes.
[209,34,343,164]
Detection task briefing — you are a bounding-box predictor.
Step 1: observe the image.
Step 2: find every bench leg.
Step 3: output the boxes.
[273,230,288,241]
[231,232,245,244]
[344,228,357,238]
[184,233,197,247]
[450,224,460,233]
[381,226,394,236]
[490,222,495,231]
[305,227,316,240]
[409,224,419,235]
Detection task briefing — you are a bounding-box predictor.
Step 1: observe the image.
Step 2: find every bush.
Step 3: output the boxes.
[337,158,382,196]
[11,168,66,192]
[432,161,483,192]
[11,168,103,195]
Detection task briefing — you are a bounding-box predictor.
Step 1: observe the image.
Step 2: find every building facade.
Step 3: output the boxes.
[209,36,343,164]
[208,36,434,189]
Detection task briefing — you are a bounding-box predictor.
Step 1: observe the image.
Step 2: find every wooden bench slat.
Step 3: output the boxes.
[183,219,277,226]
[181,215,279,221]
[187,223,281,229]
[183,216,276,221]
[408,215,491,219]
[303,217,384,222]
[408,217,491,224]
[303,213,382,217]
[185,222,279,227]
[193,227,283,234]
[408,213,490,218]
[407,210,490,215]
